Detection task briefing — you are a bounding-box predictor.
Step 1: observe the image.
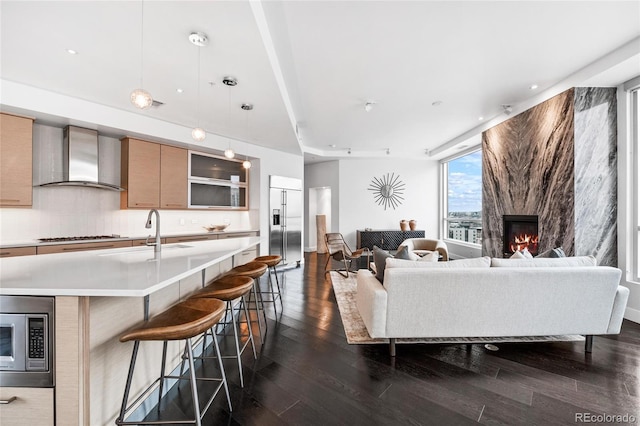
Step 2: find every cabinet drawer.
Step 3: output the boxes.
[37,240,132,254]
[217,232,256,239]
[165,235,215,244]
[0,387,54,426]
[233,248,257,265]
[131,238,167,246]
[0,246,37,257]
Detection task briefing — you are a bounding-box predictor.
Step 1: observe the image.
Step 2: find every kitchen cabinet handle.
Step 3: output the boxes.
[0,251,11,256]
[176,237,208,242]
[0,396,17,404]
[134,203,155,207]
[164,203,183,207]
[0,199,21,203]
[63,244,114,251]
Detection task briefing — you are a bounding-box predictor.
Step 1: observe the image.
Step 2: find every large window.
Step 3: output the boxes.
[441,149,482,245]
[633,87,640,281]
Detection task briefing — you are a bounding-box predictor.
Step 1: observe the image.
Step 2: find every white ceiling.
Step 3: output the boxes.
[1,1,639,162]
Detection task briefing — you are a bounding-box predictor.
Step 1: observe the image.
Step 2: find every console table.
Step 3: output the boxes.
[356,230,425,251]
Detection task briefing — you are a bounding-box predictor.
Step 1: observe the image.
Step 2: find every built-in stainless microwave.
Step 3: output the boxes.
[0,295,54,387]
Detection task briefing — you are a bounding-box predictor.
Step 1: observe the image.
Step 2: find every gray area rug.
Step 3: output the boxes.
[329,271,585,345]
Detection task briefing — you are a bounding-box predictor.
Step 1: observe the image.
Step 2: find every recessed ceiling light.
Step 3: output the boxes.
[329,144,336,148]
[529,84,538,90]
[478,116,484,121]
[66,49,78,55]
[176,88,184,93]
[432,100,443,107]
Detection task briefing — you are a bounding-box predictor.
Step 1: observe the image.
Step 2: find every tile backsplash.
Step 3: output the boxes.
[0,186,253,243]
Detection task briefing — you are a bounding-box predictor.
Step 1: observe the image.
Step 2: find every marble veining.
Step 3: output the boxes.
[574,87,617,266]
[482,87,617,266]
[483,89,575,258]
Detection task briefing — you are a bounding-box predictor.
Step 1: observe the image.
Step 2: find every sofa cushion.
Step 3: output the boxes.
[490,255,597,267]
[395,245,420,261]
[536,247,567,258]
[386,256,491,269]
[373,246,393,283]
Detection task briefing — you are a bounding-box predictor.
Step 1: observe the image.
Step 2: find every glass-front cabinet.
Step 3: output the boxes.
[188,151,248,209]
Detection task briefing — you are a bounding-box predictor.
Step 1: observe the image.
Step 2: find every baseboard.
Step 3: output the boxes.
[624,306,640,324]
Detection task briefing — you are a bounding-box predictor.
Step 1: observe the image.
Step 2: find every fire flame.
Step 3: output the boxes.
[510,233,539,254]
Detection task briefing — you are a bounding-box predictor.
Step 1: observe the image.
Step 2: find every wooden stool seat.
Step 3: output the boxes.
[116,298,231,426]
[228,261,268,279]
[253,255,281,267]
[187,274,257,387]
[119,298,225,342]
[191,275,254,301]
[252,255,283,318]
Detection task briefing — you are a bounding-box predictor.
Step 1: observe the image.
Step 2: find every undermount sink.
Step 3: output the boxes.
[98,244,192,256]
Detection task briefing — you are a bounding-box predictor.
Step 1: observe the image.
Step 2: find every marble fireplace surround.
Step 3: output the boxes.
[482,87,617,266]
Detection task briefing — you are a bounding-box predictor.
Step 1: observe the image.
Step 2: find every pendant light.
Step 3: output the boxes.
[189,32,208,141]
[223,76,237,158]
[130,0,153,109]
[241,103,253,169]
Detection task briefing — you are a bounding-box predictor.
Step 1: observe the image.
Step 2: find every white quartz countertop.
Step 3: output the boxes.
[0,237,260,297]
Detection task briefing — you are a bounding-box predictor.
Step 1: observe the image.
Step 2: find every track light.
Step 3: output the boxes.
[364,102,375,112]
[502,104,513,115]
[386,148,390,155]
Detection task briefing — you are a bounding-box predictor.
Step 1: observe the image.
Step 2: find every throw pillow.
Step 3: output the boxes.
[419,251,439,262]
[395,245,420,261]
[386,256,491,269]
[536,247,567,258]
[372,245,393,283]
[510,251,525,259]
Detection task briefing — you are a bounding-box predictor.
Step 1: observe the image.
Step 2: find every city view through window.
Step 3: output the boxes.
[446,150,482,245]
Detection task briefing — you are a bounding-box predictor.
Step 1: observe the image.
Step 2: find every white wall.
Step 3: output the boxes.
[304,161,340,249]
[337,158,439,248]
[618,84,640,322]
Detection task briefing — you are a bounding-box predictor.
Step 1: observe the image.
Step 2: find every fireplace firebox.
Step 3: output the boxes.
[503,215,539,257]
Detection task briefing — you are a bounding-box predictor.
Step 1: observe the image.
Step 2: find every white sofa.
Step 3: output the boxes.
[356,256,629,356]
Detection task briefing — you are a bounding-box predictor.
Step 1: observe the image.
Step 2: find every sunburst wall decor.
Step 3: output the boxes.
[368,172,405,210]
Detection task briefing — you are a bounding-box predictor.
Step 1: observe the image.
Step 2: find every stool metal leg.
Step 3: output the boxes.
[116,341,140,425]
[272,266,283,309]
[250,279,265,340]
[185,338,203,426]
[255,278,268,331]
[240,295,257,357]
[157,341,167,408]
[230,300,244,388]
[212,331,233,412]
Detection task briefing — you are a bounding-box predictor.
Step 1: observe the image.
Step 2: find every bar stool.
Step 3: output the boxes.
[226,261,268,340]
[253,255,283,316]
[189,275,256,387]
[116,298,231,426]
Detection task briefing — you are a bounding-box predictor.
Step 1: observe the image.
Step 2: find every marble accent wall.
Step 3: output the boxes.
[574,87,617,266]
[482,87,618,266]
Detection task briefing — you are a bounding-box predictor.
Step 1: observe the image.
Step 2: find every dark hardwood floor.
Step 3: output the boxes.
[144,252,640,425]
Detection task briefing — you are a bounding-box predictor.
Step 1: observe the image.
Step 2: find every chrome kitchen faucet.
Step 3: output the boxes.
[145,209,161,253]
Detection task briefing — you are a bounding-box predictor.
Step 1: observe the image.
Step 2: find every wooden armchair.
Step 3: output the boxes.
[324,233,369,277]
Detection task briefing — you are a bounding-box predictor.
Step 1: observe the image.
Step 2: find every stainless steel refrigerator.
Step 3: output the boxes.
[269,175,302,267]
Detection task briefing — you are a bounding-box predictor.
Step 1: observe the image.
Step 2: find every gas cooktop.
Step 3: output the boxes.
[38,235,121,243]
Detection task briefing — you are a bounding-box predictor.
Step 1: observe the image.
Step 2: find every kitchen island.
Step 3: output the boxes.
[0,237,260,426]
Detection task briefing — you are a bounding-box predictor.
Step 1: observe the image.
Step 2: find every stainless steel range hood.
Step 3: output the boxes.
[39,126,124,191]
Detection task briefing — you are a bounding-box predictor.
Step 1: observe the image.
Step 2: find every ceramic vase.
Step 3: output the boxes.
[400,220,409,231]
[409,219,417,230]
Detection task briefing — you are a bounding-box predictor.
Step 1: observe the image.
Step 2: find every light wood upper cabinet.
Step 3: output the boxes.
[160,145,187,209]
[120,138,160,209]
[0,113,34,207]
